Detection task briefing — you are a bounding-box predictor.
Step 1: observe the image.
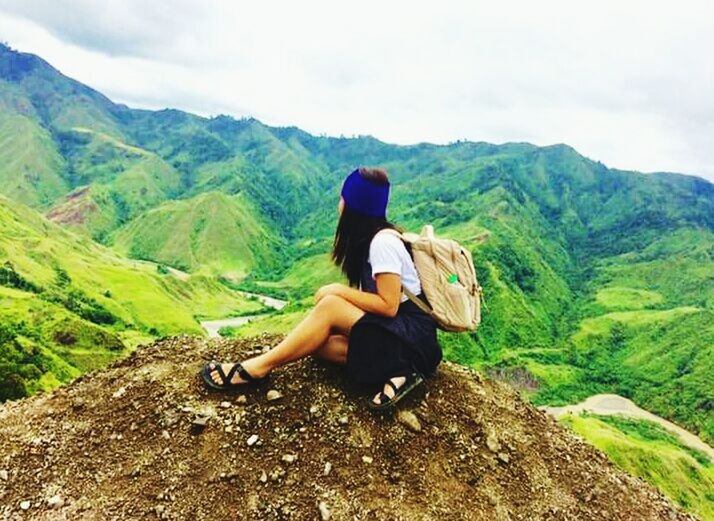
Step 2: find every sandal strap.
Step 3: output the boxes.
[237,363,258,382]
[376,392,391,405]
[224,363,243,384]
[225,362,258,384]
[211,361,228,385]
[385,373,421,398]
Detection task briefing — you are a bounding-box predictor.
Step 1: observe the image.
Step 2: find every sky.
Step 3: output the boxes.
[1,0,713,180]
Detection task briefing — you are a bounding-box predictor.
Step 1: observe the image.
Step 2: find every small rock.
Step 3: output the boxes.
[498,452,510,464]
[220,401,232,409]
[266,390,283,402]
[192,415,209,428]
[47,495,64,509]
[112,386,126,399]
[0,469,7,481]
[154,504,165,516]
[259,471,268,483]
[309,405,319,414]
[318,501,331,520]
[486,432,501,453]
[282,454,297,463]
[20,501,30,510]
[236,395,247,404]
[362,456,373,464]
[161,430,170,440]
[397,410,422,432]
[323,462,332,476]
[338,416,349,425]
[247,434,259,446]
[225,425,233,433]
[72,398,85,410]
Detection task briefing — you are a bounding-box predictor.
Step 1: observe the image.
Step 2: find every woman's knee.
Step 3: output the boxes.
[314,294,345,312]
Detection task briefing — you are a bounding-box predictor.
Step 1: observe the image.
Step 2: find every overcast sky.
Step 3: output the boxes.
[1,1,713,180]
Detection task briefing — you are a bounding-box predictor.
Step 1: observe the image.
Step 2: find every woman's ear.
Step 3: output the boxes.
[338,196,345,215]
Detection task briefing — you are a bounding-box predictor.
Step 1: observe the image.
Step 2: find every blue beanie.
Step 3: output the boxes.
[340,168,390,218]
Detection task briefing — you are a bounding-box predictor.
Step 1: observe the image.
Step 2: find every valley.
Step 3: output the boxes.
[200,291,287,338]
[0,42,712,518]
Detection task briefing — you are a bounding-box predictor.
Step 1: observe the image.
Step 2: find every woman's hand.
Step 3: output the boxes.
[314,283,347,304]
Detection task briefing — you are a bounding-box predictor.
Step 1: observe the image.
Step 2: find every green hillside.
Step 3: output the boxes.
[0,194,263,400]
[562,414,714,520]
[46,128,183,241]
[112,191,280,277]
[0,105,67,207]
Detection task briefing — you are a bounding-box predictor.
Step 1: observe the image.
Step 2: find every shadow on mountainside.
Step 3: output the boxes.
[0,335,696,520]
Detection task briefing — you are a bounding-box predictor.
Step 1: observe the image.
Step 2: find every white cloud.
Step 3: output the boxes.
[1,0,713,180]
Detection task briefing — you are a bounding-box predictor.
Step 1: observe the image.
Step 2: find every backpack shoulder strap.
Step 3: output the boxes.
[377,228,402,239]
[403,284,439,322]
[378,227,419,243]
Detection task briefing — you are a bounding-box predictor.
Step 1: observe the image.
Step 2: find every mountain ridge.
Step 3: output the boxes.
[2,42,712,185]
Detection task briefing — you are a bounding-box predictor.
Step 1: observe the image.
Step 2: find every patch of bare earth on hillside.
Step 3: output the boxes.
[45,187,97,226]
[0,335,695,520]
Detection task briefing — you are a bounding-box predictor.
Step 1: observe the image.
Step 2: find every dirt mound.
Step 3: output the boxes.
[0,335,695,520]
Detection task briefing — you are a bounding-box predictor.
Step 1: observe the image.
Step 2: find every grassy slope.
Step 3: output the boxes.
[112,191,278,277]
[46,128,183,241]
[0,84,68,207]
[0,195,263,399]
[531,228,714,442]
[562,414,714,521]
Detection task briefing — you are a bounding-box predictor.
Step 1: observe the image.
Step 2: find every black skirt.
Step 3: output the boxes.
[346,261,442,384]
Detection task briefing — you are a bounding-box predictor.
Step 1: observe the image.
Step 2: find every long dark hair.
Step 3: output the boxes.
[332,167,399,286]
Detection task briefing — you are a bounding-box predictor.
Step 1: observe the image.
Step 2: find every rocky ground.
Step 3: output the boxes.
[0,335,697,520]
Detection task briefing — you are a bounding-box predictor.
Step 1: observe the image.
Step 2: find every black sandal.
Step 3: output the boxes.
[369,372,424,411]
[200,361,268,391]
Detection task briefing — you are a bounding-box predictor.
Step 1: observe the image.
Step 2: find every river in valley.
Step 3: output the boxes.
[200,291,287,338]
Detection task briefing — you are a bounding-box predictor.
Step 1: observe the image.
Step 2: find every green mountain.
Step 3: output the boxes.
[562,414,714,520]
[112,191,280,277]
[0,194,263,400]
[0,42,712,516]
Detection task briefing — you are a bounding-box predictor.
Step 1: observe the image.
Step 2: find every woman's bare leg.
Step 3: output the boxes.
[313,334,348,365]
[208,295,362,385]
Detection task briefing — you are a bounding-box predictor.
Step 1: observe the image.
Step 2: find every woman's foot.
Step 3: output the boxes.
[201,358,270,391]
[372,376,406,405]
[369,372,424,411]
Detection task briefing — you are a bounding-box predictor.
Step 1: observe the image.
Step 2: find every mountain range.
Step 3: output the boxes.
[0,42,712,518]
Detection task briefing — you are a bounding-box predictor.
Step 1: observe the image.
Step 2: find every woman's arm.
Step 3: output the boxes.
[315,274,402,318]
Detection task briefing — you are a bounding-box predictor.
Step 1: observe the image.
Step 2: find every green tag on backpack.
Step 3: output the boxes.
[447,273,458,284]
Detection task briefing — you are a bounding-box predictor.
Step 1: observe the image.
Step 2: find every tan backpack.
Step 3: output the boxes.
[381,225,484,332]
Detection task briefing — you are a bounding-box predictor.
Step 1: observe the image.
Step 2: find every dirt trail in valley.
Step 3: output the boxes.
[542,394,713,461]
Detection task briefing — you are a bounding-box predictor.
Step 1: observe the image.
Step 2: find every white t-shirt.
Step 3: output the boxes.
[368,230,422,303]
